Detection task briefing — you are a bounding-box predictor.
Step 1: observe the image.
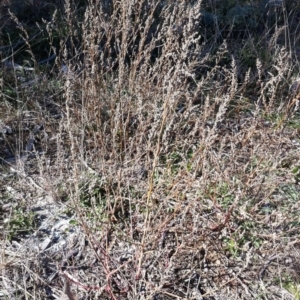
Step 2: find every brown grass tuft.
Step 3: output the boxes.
[1,0,300,299]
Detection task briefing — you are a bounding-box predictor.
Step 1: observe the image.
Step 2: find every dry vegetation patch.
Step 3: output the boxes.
[1,0,300,299]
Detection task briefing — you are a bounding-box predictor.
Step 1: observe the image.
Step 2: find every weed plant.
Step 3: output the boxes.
[0,0,300,299]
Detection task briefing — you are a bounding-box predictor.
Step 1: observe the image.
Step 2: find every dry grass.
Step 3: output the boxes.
[1,0,300,299]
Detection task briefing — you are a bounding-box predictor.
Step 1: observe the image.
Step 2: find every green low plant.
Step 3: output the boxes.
[5,208,36,241]
[275,275,300,299]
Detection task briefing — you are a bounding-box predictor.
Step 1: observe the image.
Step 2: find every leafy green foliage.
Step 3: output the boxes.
[5,208,37,241]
